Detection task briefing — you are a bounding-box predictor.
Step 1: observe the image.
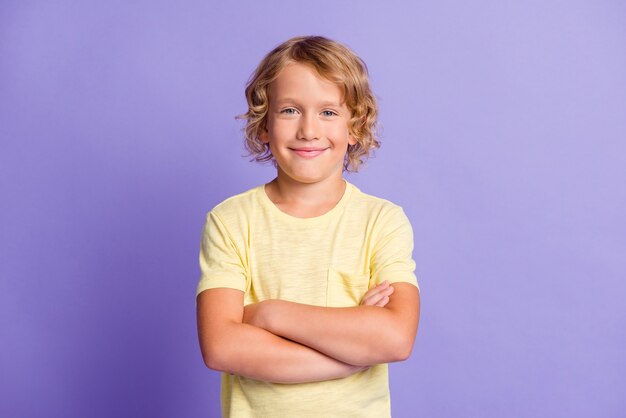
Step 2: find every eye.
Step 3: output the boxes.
[321,110,338,117]
[280,108,298,115]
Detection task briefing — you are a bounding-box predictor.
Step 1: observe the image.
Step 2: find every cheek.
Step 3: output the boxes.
[327,124,353,144]
[269,119,295,138]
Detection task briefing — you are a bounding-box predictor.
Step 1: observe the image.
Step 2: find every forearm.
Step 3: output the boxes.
[248,284,420,366]
[201,319,364,384]
[254,303,402,366]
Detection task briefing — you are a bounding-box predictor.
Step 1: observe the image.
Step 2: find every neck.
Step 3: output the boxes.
[273,170,345,202]
[264,169,347,218]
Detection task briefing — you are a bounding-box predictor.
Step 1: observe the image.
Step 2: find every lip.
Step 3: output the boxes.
[290,147,328,158]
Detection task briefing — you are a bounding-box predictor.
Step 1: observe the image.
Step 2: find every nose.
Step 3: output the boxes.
[297,113,320,141]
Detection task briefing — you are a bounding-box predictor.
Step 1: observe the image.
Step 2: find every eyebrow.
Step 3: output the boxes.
[274,98,343,107]
[319,101,343,107]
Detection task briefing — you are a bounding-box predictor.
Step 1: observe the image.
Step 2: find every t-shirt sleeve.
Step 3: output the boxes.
[196,210,248,298]
[370,207,419,291]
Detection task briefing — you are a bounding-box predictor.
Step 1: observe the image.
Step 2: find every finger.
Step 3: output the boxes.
[361,290,385,306]
[375,295,390,307]
[361,283,389,304]
[360,282,388,305]
[363,283,391,299]
[362,293,384,306]
[367,281,389,296]
[361,284,394,306]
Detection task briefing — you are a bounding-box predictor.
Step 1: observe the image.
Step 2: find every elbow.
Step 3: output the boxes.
[198,320,242,372]
[203,353,222,371]
[391,338,414,362]
[370,336,412,364]
[385,331,415,363]
[201,343,231,372]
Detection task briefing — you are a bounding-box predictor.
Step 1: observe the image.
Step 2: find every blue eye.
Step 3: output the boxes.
[281,108,297,115]
[322,110,337,117]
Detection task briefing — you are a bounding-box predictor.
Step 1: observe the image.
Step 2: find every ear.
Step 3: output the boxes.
[260,128,269,144]
[348,131,358,146]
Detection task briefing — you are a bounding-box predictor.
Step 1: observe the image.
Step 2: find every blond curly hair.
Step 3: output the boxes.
[239,36,380,172]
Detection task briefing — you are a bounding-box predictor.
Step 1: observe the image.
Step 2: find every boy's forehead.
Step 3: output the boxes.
[269,63,347,105]
[273,62,332,83]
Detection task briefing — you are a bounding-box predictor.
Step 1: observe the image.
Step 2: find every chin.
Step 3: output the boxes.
[282,169,328,184]
[278,162,343,185]
[289,174,325,184]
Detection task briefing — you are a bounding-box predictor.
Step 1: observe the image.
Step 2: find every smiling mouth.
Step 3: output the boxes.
[290,148,327,158]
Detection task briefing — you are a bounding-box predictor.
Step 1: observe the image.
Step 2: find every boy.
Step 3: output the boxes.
[196,36,420,417]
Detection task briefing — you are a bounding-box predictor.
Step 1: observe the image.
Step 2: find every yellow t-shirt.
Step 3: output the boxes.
[197,181,418,418]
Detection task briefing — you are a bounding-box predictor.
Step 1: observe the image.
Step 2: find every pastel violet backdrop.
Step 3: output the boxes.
[1,1,624,417]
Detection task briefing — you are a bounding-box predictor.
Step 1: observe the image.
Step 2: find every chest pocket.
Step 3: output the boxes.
[326,268,370,307]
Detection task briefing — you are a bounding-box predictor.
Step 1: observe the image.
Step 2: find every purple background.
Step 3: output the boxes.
[1,1,625,417]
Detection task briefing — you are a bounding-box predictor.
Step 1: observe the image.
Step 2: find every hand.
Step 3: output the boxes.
[242,301,267,329]
[341,363,371,377]
[360,281,394,307]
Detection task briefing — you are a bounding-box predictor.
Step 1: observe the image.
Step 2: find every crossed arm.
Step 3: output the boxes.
[196,281,420,383]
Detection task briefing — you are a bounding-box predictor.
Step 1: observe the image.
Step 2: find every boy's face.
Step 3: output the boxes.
[261,62,356,186]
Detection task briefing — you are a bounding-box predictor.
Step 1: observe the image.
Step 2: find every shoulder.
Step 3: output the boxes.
[207,184,264,221]
[199,185,265,241]
[347,182,409,223]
